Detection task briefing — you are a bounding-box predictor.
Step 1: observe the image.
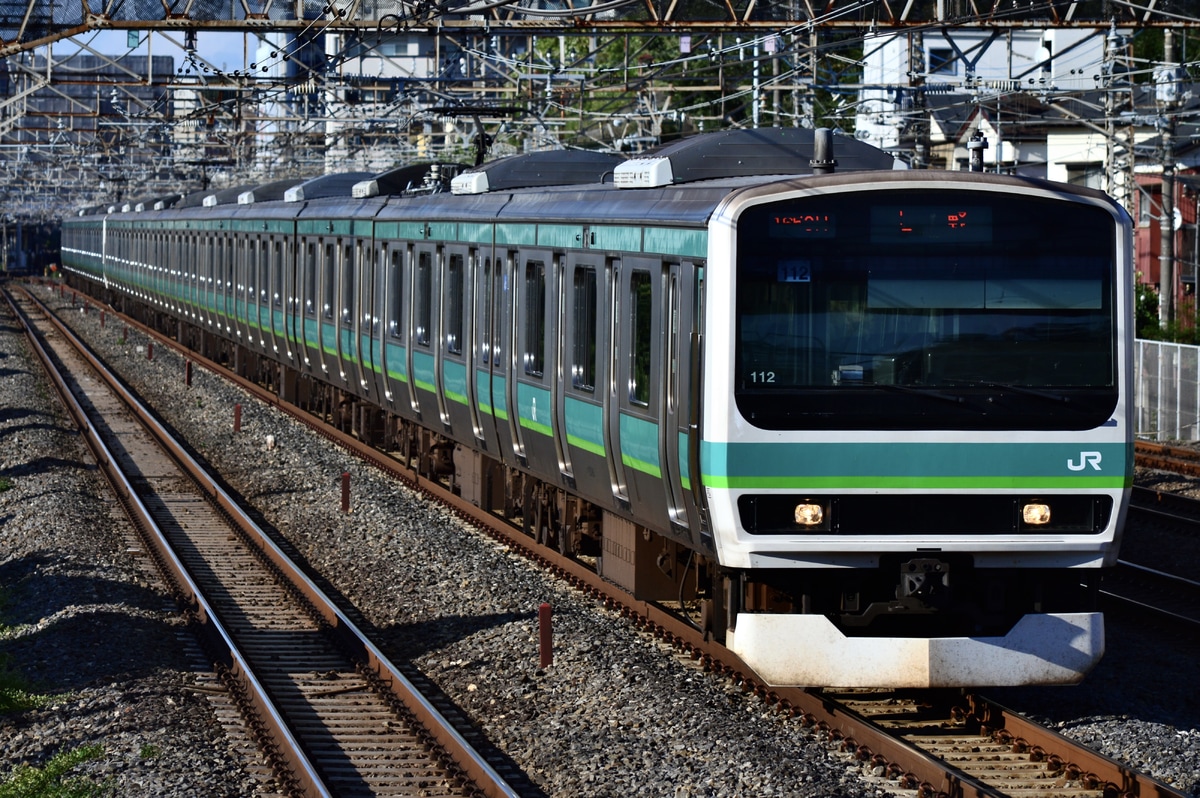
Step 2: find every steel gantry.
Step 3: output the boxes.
[0,0,1198,222]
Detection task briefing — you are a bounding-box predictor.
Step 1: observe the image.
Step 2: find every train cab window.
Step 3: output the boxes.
[416,250,433,346]
[341,243,354,325]
[734,189,1119,431]
[387,249,402,338]
[629,270,652,406]
[323,243,335,319]
[446,253,464,356]
[572,266,597,391]
[523,260,546,377]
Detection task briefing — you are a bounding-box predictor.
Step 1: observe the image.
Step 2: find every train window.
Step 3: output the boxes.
[341,243,354,325]
[416,250,432,347]
[304,243,317,315]
[524,260,546,377]
[272,241,283,307]
[323,243,335,319]
[572,266,597,391]
[215,239,224,295]
[629,270,652,406]
[387,248,402,338]
[446,253,464,355]
[363,243,378,333]
[479,258,493,364]
[245,238,255,299]
[259,240,270,303]
[734,189,1118,430]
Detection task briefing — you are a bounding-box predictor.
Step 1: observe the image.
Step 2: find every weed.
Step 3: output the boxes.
[0,744,111,798]
[0,655,54,714]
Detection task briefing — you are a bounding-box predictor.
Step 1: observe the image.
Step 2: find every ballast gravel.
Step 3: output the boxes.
[2,281,1199,797]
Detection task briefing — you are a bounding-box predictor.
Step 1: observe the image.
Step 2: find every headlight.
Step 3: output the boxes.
[1022,502,1051,525]
[794,502,824,526]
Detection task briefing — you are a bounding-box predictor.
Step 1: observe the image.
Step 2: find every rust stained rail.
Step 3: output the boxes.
[12,285,521,798]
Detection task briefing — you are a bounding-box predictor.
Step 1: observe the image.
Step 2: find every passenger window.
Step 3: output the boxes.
[446,253,464,355]
[387,249,402,338]
[524,260,546,377]
[304,243,317,315]
[323,243,335,319]
[630,270,652,406]
[341,243,354,324]
[479,258,493,364]
[272,241,283,307]
[572,266,597,391]
[415,250,432,346]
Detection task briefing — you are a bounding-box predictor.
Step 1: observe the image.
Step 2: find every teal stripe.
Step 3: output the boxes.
[565,396,605,457]
[412,350,435,392]
[443,360,468,405]
[620,413,661,478]
[700,441,1132,490]
[643,227,706,258]
[384,341,408,383]
[517,382,553,437]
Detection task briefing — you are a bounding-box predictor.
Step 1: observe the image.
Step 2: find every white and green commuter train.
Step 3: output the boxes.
[61,128,1133,687]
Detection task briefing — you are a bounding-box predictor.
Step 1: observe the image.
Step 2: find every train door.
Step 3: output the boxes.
[612,258,676,535]
[513,249,561,476]
[268,237,286,356]
[561,253,614,508]
[298,237,320,374]
[662,262,694,537]
[356,236,379,398]
[234,231,250,340]
[215,235,230,334]
[379,242,416,417]
[334,237,356,389]
[253,236,270,351]
[410,242,441,423]
[197,232,210,328]
[473,250,512,461]
[439,244,474,441]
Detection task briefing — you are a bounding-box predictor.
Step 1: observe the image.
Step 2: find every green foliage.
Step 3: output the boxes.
[1136,282,1163,339]
[0,654,54,714]
[0,476,11,492]
[0,744,111,798]
[137,744,161,760]
[1135,283,1200,345]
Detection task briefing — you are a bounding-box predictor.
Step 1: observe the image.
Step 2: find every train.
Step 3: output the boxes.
[60,128,1133,688]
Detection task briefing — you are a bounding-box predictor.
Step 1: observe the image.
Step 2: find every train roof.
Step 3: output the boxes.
[612,127,899,188]
[451,150,625,195]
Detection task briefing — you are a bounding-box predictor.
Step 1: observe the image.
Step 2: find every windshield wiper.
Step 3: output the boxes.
[941,379,1072,404]
[858,382,973,407]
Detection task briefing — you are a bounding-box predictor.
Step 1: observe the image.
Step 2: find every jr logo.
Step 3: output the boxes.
[1067,451,1103,471]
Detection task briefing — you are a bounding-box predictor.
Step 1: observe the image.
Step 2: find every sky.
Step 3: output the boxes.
[60,30,258,76]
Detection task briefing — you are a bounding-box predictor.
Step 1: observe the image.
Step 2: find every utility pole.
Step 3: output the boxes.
[1158,29,1178,328]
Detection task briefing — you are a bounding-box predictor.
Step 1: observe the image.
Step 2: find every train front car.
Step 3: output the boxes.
[707,170,1133,688]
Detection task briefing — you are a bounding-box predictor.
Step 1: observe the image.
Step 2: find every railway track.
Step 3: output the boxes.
[4,285,523,798]
[1114,486,1200,628]
[30,281,1190,798]
[1134,440,1200,478]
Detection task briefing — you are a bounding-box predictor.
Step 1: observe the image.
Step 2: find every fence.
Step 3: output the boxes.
[1135,338,1200,441]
